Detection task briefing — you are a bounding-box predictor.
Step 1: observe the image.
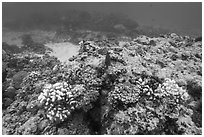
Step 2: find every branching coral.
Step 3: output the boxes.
[38,82,74,122]
[151,78,193,127]
[35,42,103,124]
[108,83,140,105]
[2,33,202,135]
[108,76,159,106]
[38,81,100,123]
[110,105,161,134]
[71,84,100,112]
[20,71,42,95]
[107,77,199,134]
[24,71,41,83]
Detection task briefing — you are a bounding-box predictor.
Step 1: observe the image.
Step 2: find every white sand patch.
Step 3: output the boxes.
[45,42,80,64]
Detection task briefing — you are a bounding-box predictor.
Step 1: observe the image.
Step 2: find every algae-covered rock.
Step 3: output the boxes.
[12,71,28,89]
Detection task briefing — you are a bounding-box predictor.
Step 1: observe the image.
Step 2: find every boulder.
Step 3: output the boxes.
[4,86,16,99]
[38,119,49,132]
[17,116,39,135]
[187,78,202,100]
[26,100,39,114]
[3,98,13,108]
[12,71,28,89]
[58,128,69,135]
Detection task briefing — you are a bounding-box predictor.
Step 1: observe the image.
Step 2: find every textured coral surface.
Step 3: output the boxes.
[2,31,202,135]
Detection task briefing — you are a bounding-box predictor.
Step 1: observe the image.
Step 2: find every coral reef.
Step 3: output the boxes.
[106,78,200,134]
[2,32,202,135]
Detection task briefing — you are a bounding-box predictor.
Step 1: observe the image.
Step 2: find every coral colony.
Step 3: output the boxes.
[2,33,202,135]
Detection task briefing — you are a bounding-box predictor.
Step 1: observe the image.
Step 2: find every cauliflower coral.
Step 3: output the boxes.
[107,77,199,134]
[38,81,100,123]
[38,82,74,122]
